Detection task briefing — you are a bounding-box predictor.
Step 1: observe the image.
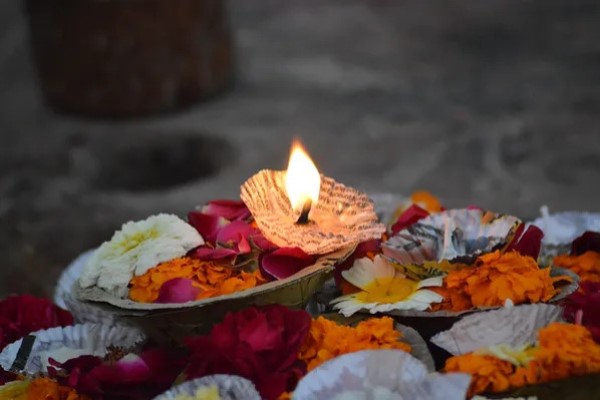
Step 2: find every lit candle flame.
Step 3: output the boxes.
[285,140,321,214]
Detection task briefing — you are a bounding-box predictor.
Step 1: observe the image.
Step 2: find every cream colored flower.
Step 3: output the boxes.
[79,214,203,297]
[476,344,536,367]
[331,255,443,317]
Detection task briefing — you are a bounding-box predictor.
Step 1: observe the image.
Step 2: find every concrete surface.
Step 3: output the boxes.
[1,0,599,297]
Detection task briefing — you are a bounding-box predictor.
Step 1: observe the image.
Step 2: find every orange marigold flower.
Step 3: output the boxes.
[410,191,443,213]
[444,353,515,395]
[129,257,265,303]
[26,377,88,400]
[299,316,411,371]
[445,323,600,396]
[553,251,600,283]
[435,251,558,311]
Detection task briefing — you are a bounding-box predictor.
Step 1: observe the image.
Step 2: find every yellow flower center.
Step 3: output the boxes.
[356,277,418,304]
[479,344,536,366]
[117,229,159,252]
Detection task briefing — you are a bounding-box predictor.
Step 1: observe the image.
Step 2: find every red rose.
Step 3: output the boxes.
[49,347,187,400]
[0,295,73,350]
[184,305,311,400]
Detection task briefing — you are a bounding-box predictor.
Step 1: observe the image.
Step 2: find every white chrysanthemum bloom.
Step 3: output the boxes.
[331,255,443,317]
[79,214,204,297]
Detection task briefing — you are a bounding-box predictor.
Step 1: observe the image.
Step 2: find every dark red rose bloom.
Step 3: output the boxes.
[506,224,544,259]
[0,295,73,351]
[571,231,600,256]
[49,347,187,400]
[184,305,311,400]
[563,281,600,342]
[390,204,430,235]
[259,247,316,280]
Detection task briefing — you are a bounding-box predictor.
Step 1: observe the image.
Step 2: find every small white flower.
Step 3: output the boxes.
[79,214,203,297]
[330,256,444,317]
[476,344,535,367]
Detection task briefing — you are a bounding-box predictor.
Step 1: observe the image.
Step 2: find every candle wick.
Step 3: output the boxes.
[296,199,312,224]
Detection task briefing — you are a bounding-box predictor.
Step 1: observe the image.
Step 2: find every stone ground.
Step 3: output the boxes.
[0,0,599,298]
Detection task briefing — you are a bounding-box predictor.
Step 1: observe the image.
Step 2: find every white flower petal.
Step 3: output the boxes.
[416,276,444,289]
[408,289,444,305]
[342,256,395,290]
[79,214,203,298]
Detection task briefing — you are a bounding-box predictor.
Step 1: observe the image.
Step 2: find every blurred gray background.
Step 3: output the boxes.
[1,0,599,297]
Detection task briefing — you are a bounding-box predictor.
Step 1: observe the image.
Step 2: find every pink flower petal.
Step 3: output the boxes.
[188,212,228,244]
[506,224,543,259]
[202,200,251,221]
[193,246,238,261]
[259,248,315,280]
[156,278,200,303]
[390,204,430,235]
[216,220,256,245]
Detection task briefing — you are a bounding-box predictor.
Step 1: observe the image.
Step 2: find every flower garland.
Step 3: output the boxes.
[444,323,600,396]
[298,316,411,371]
[128,257,265,303]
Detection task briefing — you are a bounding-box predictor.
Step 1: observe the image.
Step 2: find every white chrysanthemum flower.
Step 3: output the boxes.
[331,255,443,317]
[79,214,203,297]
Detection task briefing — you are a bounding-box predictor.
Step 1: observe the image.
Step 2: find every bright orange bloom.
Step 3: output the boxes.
[445,323,600,396]
[410,191,443,213]
[435,251,558,311]
[299,316,411,371]
[129,257,265,303]
[553,251,600,283]
[26,378,88,400]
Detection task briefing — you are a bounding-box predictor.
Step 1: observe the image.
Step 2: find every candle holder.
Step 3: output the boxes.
[241,169,385,255]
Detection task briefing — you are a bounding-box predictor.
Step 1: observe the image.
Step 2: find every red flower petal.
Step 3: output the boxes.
[390,204,430,235]
[203,200,251,221]
[0,366,17,385]
[563,281,600,342]
[156,278,200,303]
[571,231,600,256]
[259,247,316,280]
[506,224,544,259]
[187,212,228,244]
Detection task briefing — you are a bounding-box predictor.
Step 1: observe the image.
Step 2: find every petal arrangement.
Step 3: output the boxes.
[2,190,600,399]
